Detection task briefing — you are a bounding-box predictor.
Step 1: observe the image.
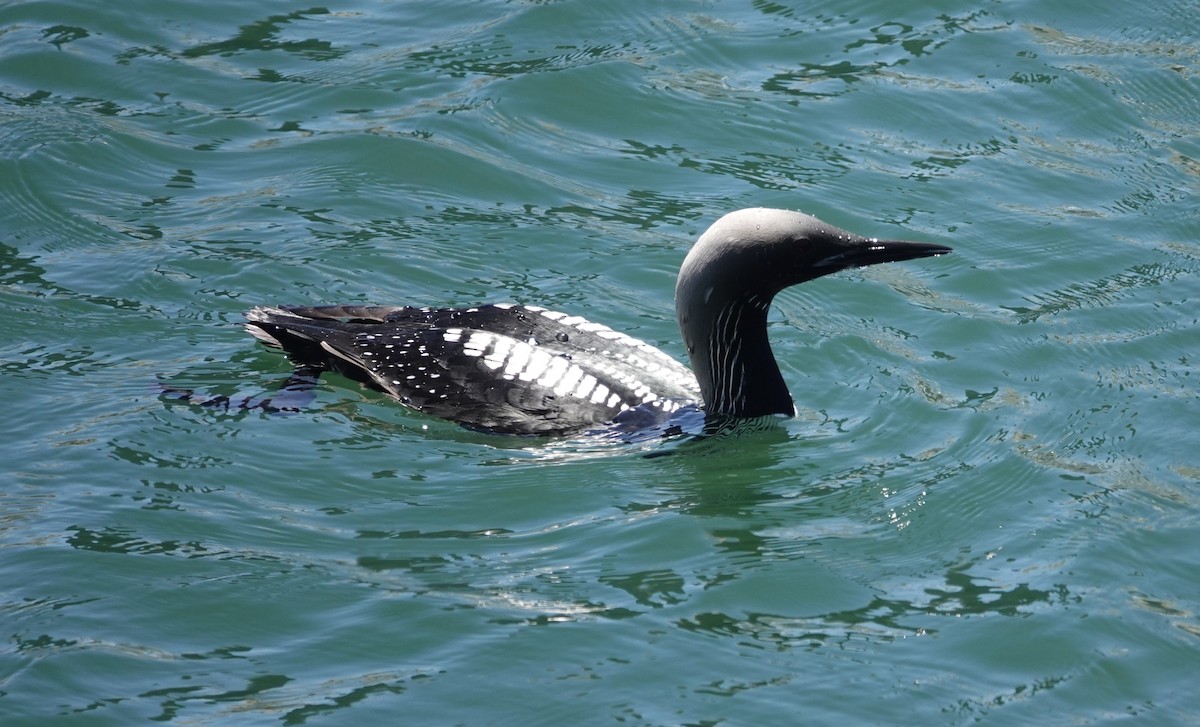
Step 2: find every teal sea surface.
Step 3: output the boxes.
[2,0,1198,724]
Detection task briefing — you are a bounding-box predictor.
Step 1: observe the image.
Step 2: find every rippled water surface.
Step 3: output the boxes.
[2,0,1197,724]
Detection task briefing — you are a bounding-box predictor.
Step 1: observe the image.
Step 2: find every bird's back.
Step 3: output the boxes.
[245,303,699,435]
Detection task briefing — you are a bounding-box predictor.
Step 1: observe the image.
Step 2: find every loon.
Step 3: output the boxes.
[244,208,951,435]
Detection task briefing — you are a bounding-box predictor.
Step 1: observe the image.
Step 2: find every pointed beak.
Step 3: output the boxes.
[816,239,953,270]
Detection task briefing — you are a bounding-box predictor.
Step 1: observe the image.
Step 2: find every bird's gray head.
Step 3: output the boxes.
[678,208,946,301]
[674,207,951,417]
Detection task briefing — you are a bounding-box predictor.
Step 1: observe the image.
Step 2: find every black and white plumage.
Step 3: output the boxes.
[244,208,951,435]
[244,303,701,435]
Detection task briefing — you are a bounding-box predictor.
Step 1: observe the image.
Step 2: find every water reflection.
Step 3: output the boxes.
[132,668,427,724]
[677,566,1071,651]
[1003,260,1191,324]
[755,9,996,99]
[181,8,344,61]
[320,418,1055,662]
[65,525,210,557]
[0,242,144,312]
[599,569,688,609]
[407,39,630,78]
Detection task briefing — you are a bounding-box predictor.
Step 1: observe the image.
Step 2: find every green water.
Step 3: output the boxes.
[2,0,1197,724]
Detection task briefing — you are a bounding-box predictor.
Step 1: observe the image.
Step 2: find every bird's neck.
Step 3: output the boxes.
[681,292,795,418]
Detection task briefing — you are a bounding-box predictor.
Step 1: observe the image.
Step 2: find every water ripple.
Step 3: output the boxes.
[3,1,1199,723]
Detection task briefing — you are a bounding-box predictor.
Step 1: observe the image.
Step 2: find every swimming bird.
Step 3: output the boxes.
[244,208,951,435]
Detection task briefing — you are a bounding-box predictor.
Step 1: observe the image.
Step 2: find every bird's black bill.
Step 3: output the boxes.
[816,240,953,270]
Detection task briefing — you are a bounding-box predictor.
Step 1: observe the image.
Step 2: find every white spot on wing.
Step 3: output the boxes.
[463,331,491,356]
[589,383,610,404]
[518,349,553,382]
[536,355,571,389]
[553,364,585,397]
[482,335,513,370]
[573,374,596,399]
[503,339,532,377]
